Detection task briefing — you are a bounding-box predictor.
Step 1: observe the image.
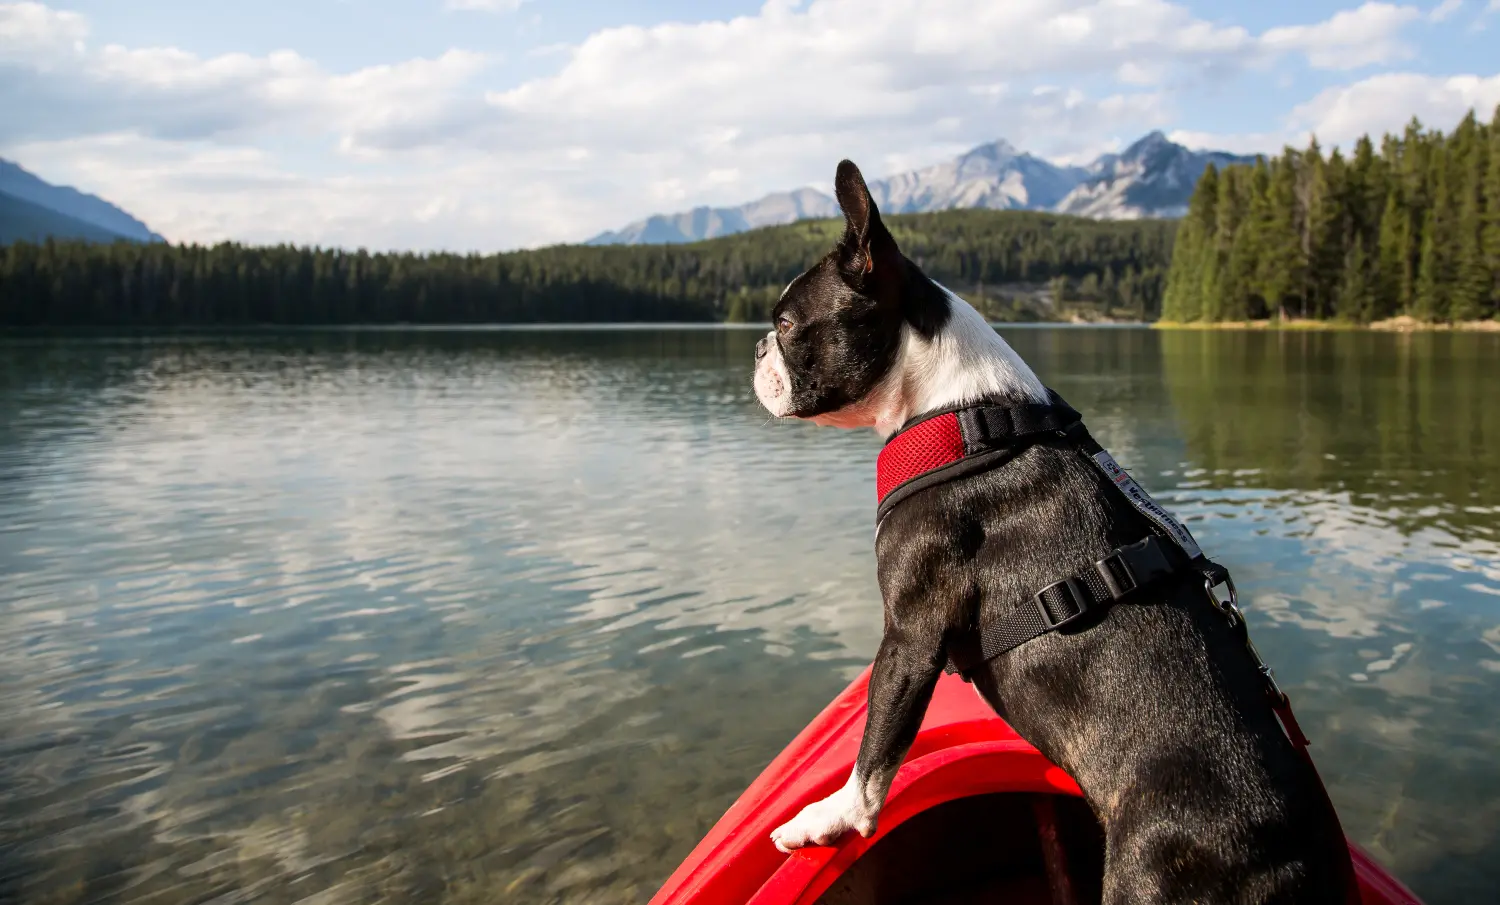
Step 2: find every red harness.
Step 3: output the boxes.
[876,412,965,503]
[875,395,1083,520]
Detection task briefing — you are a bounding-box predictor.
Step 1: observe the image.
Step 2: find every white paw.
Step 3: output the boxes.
[770,786,876,853]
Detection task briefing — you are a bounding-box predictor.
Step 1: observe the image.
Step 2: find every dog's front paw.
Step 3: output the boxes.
[770,788,876,853]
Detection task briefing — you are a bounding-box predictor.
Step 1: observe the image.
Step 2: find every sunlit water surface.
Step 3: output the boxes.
[1,326,1497,905]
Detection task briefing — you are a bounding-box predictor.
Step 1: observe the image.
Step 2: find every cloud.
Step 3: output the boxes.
[1167,129,1287,156]
[0,0,85,61]
[0,26,492,149]
[0,0,1452,249]
[1427,0,1462,21]
[1261,3,1422,70]
[1174,72,1500,154]
[4,131,614,251]
[1289,72,1500,143]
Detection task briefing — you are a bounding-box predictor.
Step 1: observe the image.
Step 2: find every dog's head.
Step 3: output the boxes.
[753,160,949,423]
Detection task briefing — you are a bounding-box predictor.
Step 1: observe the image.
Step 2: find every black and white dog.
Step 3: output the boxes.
[754,161,1355,903]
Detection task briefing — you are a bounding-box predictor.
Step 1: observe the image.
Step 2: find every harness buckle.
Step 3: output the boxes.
[1203,569,1287,705]
[1203,570,1241,627]
[1097,536,1171,599]
[1035,577,1089,630]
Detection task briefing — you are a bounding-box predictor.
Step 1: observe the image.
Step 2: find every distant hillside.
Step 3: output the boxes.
[0,159,162,244]
[0,192,132,245]
[589,132,1254,245]
[3,207,1177,326]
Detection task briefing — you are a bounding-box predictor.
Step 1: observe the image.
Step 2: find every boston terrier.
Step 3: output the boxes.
[752,160,1356,903]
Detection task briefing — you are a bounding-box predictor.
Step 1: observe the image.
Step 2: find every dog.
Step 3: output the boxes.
[753,160,1356,904]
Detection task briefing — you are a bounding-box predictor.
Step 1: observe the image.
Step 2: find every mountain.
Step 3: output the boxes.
[0,158,162,244]
[586,132,1255,245]
[587,187,837,245]
[0,192,135,245]
[1055,131,1253,220]
[868,139,1087,214]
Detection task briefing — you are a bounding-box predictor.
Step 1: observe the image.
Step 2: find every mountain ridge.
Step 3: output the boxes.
[588,132,1255,245]
[0,158,163,244]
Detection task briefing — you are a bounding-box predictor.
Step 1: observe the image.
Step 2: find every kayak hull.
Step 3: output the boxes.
[650,669,1423,905]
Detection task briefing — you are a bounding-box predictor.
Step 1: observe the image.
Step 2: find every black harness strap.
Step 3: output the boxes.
[944,536,1181,675]
[877,389,1236,678]
[954,396,1081,455]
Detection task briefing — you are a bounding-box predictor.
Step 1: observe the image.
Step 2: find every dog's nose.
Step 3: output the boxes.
[755,337,769,361]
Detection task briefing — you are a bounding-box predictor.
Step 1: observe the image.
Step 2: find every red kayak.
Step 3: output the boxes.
[650,668,1423,905]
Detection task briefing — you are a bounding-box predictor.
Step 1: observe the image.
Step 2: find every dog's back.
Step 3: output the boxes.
[877,439,1354,904]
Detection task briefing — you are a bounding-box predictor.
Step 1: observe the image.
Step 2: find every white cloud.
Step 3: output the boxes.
[1167,129,1286,156]
[0,1,86,61]
[0,0,1452,249]
[1261,3,1422,70]
[1175,72,1500,154]
[4,131,613,251]
[1288,72,1500,143]
[1428,0,1463,21]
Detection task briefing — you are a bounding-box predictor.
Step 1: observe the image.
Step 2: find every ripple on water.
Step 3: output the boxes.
[0,327,1497,905]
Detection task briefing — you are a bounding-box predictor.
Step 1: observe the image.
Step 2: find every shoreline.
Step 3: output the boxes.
[1154,316,1500,332]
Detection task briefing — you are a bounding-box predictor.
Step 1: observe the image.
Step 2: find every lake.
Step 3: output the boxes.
[1,326,1497,905]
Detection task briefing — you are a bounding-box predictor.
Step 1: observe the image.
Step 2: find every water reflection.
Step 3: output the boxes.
[0,327,1496,905]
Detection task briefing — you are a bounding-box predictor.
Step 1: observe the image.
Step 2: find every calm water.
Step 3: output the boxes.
[2,326,1498,905]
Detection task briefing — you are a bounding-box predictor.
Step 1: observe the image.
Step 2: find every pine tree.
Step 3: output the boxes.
[1206,165,1249,321]
[1307,147,1346,319]
[1413,145,1457,323]
[1350,134,1383,241]
[1338,236,1375,322]
[1484,104,1500,318]
[1452,132,1489,321]
[1242,158,1274,318]
[1264,152,1304,318]
[1162,164,1219,322]
[1376,189,1407,318]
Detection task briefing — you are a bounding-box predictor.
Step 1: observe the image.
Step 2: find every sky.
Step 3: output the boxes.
[2,0,1499,252]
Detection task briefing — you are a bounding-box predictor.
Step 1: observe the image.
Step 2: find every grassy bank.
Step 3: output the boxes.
[1154,316,1500,332]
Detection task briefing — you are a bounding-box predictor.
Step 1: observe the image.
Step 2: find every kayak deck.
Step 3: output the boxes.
[649,669,1423,905]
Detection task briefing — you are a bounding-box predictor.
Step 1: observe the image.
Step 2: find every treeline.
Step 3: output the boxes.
[1163,106,1500,323]
[0,209,1174,326]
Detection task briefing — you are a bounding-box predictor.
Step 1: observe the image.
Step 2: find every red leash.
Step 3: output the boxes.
[1272,691,1363,904]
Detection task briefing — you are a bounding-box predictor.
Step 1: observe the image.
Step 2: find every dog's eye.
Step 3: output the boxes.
[776,316,793,334]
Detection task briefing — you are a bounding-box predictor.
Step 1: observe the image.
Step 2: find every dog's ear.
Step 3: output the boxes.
[834,159,898,283]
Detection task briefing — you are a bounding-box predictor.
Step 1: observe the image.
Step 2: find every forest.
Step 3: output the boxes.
[1161,106,1500,324]
[0,209,1173,326]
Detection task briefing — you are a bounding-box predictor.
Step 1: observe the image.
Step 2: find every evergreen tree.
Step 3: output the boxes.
[1452,133,1489,321]
[1161,107,1500,323]
[1484,104,1500,317]
[1,209,1179,326]
[1264,152,1305,318]
[1161,165,1217,322]
[1412,147,1458,323]
[1306,147,1346,319]
[1337,236,1375,322]
[1376,189,1408,318]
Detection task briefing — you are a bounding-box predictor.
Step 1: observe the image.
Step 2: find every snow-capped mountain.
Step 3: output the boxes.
[868,139,1087,214]
[1054,132,1253,220]
[587,187,837,245]
[586,132,1254,245]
